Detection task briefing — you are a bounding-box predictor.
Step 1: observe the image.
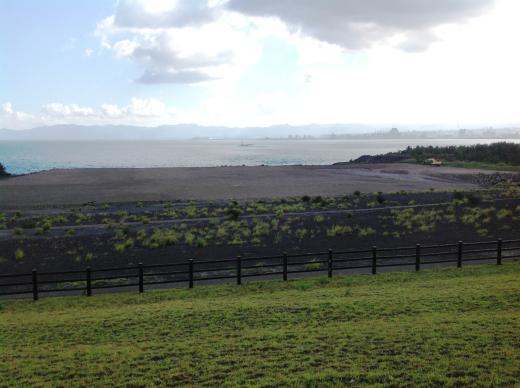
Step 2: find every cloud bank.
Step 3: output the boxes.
[98,0,495,84]
[227,0,495,51]
[0,99,179,129]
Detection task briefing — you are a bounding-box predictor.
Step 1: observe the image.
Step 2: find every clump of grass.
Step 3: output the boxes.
[477,228,489,237]
[184,231,195,246]
[326,225,353,237]
[304,258,323,271]
[497,209,513,220]
[195,237,207,248]
[229,235,244,245]
[14,248,24,261]
[114,238,134,253]
[252,220,270,238]
[225,205,242,220]
[314,215,325,223]
[357,227,376,237]
[143,228,179,249]
[294,228,307,240]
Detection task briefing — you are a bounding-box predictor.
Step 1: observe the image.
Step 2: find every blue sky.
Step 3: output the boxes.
[1,0,520,129]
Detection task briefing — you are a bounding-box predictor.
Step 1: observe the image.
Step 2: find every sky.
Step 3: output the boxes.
[1,0,520,130]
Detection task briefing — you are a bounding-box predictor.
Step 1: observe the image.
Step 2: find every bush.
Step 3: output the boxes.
[376,192,386,204]
[195,237,207,248]
[464,193,481,207]
[0,163,10,177]
[225,207,242,220]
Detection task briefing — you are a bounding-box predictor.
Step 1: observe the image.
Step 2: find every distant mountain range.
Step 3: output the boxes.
[0,124,519,140]
[0,124,376,140]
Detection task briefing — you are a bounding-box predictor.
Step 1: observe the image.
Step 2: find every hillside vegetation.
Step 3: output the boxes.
[352,142,520,169]
[1,263,520,386]
[402,142,520,165]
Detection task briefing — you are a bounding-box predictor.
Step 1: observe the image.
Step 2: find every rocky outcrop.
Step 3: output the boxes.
[473,172,520,186]
[339,153,409,165]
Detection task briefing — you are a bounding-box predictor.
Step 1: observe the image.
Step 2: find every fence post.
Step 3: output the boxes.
[236,255,242,285]
[372,246,377,275]
[188,259,194,289]
[328,249,333,278]
[283,252,288,281]
[138,262,144,293]
[457,241,463,268]
[32,269,38,301]
[86,266,92,297]
[497,238,502,265]
[415,244,421,272]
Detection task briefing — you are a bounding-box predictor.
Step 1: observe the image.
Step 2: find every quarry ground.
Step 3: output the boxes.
[0,163,492,209]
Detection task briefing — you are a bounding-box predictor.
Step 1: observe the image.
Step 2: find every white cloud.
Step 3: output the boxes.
[42,103,96,117]
[84,48,94,57]
[96,1,264,84]
[2,102,14,115]
[100,104,123,118]
[0,99,181,130]
[1,102,34,125]
[123,97,175,117]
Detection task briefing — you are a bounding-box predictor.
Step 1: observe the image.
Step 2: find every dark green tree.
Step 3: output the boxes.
[0,163,10,177]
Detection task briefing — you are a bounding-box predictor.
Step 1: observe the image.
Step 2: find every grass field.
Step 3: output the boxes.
[1,263,520,386]
[444,160,520,172]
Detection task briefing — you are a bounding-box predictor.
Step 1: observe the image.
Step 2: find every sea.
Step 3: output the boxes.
[1,138,518,175]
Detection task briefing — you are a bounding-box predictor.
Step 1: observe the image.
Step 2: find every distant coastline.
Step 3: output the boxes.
[1,124,520,141]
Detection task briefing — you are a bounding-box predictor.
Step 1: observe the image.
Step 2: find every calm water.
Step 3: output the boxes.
[1,139,518,175]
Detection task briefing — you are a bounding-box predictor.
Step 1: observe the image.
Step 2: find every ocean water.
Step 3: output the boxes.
[0,138,518,175]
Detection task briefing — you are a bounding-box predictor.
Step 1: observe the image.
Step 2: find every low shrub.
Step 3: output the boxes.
[14,248,24,261]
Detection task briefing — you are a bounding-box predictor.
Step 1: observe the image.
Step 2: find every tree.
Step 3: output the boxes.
[0,163,10,177]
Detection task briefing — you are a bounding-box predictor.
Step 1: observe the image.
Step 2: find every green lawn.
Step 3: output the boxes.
[1,263,520,387]
[443,160,520,172]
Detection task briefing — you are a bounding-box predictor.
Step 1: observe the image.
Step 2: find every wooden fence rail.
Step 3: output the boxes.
[1,237,519,301]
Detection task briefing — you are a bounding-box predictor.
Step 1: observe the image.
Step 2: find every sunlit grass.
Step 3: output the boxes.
[1,263,520,386]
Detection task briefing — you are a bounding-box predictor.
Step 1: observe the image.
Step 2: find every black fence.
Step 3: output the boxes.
[1,238,519,301]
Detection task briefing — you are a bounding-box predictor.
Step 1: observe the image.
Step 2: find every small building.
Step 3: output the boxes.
[423,158,443,166]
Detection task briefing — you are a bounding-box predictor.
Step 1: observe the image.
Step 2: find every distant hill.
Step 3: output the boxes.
[1,124,519,141]
[0,124,377,141]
